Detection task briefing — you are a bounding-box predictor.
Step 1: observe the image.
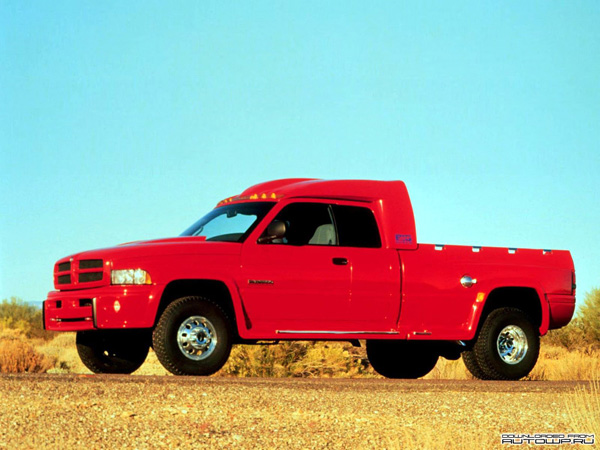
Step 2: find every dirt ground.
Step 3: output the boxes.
[0,375,592,449]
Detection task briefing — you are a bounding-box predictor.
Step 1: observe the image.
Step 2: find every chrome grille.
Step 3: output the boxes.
[55,258,106,289]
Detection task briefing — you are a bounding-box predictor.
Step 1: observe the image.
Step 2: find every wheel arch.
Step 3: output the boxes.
[470,285,549,340]
[155,279,242,341]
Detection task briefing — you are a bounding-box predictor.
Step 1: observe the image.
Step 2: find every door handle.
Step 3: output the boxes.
[332,257,348,266]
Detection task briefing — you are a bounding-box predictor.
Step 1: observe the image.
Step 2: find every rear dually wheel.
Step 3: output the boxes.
[472,307,539,380]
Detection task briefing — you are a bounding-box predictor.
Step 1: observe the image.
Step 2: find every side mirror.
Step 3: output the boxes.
[258,220,287,244]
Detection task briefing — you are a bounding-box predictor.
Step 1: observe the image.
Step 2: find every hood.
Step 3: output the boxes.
[60,237,242,264]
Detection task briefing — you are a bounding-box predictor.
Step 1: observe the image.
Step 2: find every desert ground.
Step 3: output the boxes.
[0,374,595,450]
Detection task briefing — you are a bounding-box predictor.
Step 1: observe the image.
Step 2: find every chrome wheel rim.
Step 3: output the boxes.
[497,325,528,365]
[177,316,217,361]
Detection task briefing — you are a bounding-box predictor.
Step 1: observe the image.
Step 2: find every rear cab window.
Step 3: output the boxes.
[332,204,381,248]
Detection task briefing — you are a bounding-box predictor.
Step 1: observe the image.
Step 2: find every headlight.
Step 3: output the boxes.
[111,269,152,285]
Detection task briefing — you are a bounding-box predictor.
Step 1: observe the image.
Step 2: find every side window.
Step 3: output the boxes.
[261,203,337,246]
[332,205,381,248]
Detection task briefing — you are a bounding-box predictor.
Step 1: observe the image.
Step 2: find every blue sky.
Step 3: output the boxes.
[1,1,599,307]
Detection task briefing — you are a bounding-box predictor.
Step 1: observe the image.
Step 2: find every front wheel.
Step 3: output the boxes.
[152,296,232,376]
[472,307,540,380]
[76,330,150,374]
[366,340,439,379]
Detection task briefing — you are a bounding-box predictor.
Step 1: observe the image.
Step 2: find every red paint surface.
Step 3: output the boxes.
[44,179,576,341]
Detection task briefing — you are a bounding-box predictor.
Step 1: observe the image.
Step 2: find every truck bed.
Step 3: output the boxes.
[397,243,575,340]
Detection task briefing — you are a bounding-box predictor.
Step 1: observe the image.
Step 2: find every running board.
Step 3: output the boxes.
[276,330,399,335]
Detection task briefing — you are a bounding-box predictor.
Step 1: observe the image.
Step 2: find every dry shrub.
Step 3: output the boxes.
[0,334,55,373]
[527,345,600,381]
[544,321,587,349]
[47,332,77,349]
[35,333,169,375]
[221,341,372,378]
[422,345,599,381]
[545,288,600,351]
[292,342,371,377]
[19,328,600,380]
[0,328,22,340]
[221,341,600,380]
[221,342,306,377]
[579,288,600,345]
[0,297,56,340]
[36,332,85,373]
[25,332,600,380]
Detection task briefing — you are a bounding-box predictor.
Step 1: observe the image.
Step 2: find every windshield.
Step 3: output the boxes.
[180,202,275,242]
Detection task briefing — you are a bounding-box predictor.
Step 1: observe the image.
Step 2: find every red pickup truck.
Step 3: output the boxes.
[44,179,576,380]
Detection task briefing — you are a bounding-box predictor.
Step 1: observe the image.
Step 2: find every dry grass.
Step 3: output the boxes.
[424,358,473,380]
[565,378,600,436]
[388,428,495,450]
[10,331,600,381]
[221,341,373,378]
[35,332,171,375]
[2,327,599,450]
[385,376,600,450]
[424,345,600,382]
[3,294,599,380]
[36,332,87,374]
[0,329,54,373]
[4,325,598,450]
[0,297,55,340]
[133,349,169,376]
[527,345,600,381]
[32,337,374,377]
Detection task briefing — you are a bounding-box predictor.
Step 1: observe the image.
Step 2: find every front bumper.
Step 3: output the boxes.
[44,285,162,331]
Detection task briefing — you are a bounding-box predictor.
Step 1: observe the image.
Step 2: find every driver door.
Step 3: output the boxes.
[239,201,352,336]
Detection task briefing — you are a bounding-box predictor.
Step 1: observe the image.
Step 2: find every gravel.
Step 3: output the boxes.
[0,375,586,449]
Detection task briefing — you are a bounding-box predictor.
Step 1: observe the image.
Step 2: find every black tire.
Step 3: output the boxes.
[366,340,439,379]
[461,349,490,380]
[473,307,540,380]
[76,330,150,374]
[152,296,232,376]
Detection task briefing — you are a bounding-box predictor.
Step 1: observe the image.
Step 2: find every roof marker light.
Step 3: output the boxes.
[217,192,283,207]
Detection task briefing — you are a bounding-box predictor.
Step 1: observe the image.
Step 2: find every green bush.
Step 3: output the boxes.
[579,288,600,345]
[544,288,600,350]
[544,320,585,349]
[0,297,54,340]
